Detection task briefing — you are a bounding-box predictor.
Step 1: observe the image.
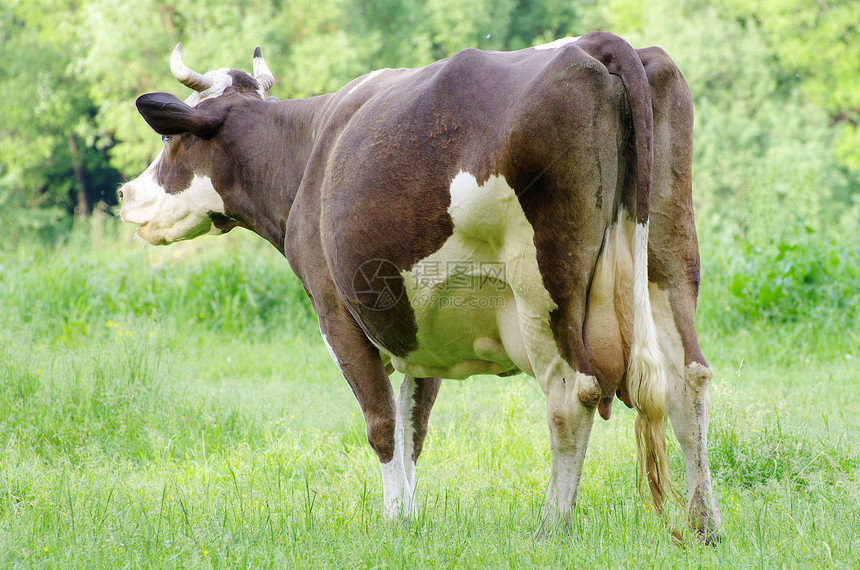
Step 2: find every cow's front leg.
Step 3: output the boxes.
[666,361,723,543]
[319,317,410,519]
[383,375,442,519]
[538,370,601,536]
[379,375,412,519]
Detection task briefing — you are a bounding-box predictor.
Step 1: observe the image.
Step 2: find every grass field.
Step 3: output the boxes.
[1,221,858,568]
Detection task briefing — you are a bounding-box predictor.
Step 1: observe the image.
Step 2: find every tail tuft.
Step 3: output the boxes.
[626,221,675,510]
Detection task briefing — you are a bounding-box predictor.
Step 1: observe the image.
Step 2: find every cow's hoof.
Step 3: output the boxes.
[689,492,724,546]
[689,512,724,546]
[533,517,572,542]
[695,524,724,546]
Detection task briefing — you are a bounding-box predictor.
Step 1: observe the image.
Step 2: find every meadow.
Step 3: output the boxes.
[0,219,858,568]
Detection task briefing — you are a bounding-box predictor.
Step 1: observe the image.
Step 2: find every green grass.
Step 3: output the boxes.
[0,222,858,567]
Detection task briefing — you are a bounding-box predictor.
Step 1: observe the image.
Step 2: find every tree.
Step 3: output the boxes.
[595,0,851,241]
[2,0,856,244]
[716,0,860,176]
[0,0,120,236]
[79,0,380,175]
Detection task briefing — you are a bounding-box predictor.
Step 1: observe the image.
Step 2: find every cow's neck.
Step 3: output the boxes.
[228,95,332,253]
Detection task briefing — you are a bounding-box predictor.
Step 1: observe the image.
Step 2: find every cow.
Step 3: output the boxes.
[118,31,723,542]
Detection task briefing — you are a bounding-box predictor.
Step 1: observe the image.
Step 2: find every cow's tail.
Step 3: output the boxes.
[578,32,677,513]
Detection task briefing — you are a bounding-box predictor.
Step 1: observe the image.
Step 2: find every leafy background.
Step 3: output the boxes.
[1,1,859,565]
[3,0,859,332]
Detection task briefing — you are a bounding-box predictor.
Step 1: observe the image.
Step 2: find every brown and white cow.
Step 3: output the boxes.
[119,32,722,541]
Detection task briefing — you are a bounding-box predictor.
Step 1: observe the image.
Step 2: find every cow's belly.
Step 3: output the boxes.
[386,265,531,379]
[377,171,548,380]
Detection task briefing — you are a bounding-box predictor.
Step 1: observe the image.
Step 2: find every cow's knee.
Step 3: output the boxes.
[685,361,713,390]
[546,372,599,444]
[366,412,396,463]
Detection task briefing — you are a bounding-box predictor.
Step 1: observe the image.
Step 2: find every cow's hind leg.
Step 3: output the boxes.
[539,369,601,536]
[671,361,722,543]
[639,45,723,542]
[504,276,601,536]
[504,269,602,536]
[651,287,723,542]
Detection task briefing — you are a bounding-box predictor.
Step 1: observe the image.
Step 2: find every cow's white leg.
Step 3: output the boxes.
[666,362,723,542]
[380,375,418,520]
[398,376,417,495]
[538,370,600,535]
[650,287,723,541]
[502,266,600,536]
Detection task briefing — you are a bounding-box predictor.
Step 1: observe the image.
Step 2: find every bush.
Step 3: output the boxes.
[699,221,860,332]
[0,219,316,348]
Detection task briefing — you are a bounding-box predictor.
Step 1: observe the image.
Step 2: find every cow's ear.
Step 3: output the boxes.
[135,92,224,139]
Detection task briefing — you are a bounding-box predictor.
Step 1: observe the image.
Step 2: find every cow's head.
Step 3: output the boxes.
[119,44,275,245]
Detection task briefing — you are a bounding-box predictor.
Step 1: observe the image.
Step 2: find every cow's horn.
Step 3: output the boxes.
[170,43,214,92]
[253,47,275,92]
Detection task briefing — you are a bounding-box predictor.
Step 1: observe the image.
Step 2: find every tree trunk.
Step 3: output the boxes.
[68,134,89,217]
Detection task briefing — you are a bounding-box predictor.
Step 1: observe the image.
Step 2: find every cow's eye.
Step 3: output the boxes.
[162,135,172,144]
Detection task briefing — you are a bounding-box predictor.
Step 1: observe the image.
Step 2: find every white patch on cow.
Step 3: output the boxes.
[396,376,417,494]
[320,332,346,377]
[533,37,581,51]
[391,171,566,381]
[119,150,164,226]
[119,164,225,245]
[379,460,409,520]
[348,69,389,95]
[379,376,417,520]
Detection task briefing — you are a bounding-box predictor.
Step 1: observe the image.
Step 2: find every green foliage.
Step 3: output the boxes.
[1,221,315,348]
[725,0,860,175]
[695,215,860,335]
[418,0,514,57]
[711,402,856,490]
[726,229,859,325]
[0,0,120,231]
[5,0,858,258]
[595,0,853,239]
